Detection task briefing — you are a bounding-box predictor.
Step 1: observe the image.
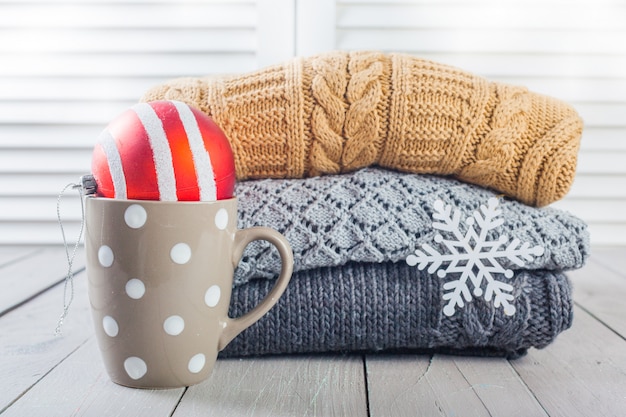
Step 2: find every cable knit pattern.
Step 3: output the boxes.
[342,51,385,170]
[234,168,590,285]
[309,53,349,176]
[222,263,573,358]
[141,50,583,207]
[458,84,529,196]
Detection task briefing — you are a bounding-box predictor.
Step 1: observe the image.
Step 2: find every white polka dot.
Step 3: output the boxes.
[124,357,147,380]
[214,208,229,230]
[98,245,114,267]
[170,243,191,264]
[163,315,185,336]
[188,353,206,374]
[102,316,119,337]
[125,279,145,299]
[204,285,221,307]
[124,204,147,229]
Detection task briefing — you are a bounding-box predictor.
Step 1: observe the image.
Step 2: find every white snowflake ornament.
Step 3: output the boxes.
[406,198,544,317]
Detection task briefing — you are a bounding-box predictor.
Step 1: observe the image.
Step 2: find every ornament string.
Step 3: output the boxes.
[54,180,87,336]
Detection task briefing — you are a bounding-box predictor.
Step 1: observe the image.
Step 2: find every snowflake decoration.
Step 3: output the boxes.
[406,198,544,317]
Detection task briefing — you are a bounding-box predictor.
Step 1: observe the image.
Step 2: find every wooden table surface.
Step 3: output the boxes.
[1,246,625,417]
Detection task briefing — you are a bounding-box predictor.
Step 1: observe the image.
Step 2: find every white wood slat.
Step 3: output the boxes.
[575,104,626,128]
[2,338,185,417]
[494,79,626,104]
[173,356,368,417]
[0,102,131,125]
[552,198,626,223]
[0,78,167,101]
[0,0,251,3]
[0,29,256,53]
[257,0,295,67]
[337,3,626,30]
[0,246,85,315]
[580,129,626,151]
[0,270,92,413]
[295,0,336,56]
[0,53,257,77]
[367,353,551,416]
[0,222,84,245]
[575,151,626,175]
[0,125,101,148]
[511,306,626,417]
[580,224,626,246]
[338,29,626,54]
[378,54,626,79]
[0,174,90,196]
[566,175,626,198]
[0,4,256,29]
[1,197,84,221]
[0,148,93,173]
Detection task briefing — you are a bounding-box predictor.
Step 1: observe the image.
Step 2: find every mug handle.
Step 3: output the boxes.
[218,226,294,350]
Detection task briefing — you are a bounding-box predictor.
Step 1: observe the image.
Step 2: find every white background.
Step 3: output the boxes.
[0,0,624,246]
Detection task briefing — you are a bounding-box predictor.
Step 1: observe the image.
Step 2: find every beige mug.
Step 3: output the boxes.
[85,197,293,389]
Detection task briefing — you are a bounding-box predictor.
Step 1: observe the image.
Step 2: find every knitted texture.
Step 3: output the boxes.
[141,51,584,207]
[233,168,590,285]
[222,262,573,359]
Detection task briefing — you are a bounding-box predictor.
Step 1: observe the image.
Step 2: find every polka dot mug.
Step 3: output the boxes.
[85,197,293,388]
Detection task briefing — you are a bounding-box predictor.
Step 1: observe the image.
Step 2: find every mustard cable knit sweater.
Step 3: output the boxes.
[141,51,583,207]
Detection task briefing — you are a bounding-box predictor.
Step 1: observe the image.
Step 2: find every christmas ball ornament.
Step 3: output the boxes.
[91,100,236,201]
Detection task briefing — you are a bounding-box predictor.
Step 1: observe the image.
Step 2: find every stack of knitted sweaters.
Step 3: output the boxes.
[142,51,590,358]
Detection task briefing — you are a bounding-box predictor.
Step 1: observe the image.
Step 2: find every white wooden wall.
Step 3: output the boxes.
[1,0,624,246]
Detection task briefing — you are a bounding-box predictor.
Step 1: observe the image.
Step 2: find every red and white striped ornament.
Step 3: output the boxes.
[91,100,236,201]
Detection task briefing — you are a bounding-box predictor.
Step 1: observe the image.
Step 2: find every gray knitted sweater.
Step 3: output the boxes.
[234,168,589,284]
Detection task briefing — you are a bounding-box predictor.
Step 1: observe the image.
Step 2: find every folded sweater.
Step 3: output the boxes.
[223,262,573,359]
[142,51,583,206]
[234,168,589,285]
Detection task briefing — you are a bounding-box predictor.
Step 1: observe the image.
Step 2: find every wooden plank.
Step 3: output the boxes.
[511,306,626,417]
[0,246,42,267]
[0,246,85,316]
[1,338,185,417]
[366,354,548,416]
[587,247,626,275]
[451,357,549,417]
[0,271,92,412]
[173,355,368,417]
[568,255,626,339]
